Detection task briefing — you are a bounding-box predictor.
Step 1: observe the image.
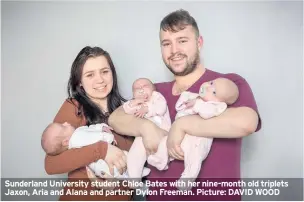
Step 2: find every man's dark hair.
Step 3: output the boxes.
[160,9,200,36]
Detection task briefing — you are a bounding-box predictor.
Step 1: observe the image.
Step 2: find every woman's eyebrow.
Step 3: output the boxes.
[83,67,109,74]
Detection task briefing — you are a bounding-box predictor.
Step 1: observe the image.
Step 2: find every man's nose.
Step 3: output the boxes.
[170,42,178,54]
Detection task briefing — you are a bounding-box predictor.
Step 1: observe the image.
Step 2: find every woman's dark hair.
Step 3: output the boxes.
[67,46,126,125]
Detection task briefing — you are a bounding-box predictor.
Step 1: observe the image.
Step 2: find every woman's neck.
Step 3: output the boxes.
[92,98,108,113]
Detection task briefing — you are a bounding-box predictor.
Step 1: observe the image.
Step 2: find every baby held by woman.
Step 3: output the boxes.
[41,122,150,179]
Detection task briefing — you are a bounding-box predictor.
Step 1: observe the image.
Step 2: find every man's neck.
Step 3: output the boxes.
[173,64,205,95]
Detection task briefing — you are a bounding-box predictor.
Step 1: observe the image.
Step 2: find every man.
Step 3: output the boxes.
[109,9,261,200]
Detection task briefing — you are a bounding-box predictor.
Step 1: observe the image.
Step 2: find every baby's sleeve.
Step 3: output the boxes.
[123,101,139,115]
[193,100,227,119]
[145,92,168,117]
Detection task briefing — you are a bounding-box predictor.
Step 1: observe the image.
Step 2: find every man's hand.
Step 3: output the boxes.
[167,118,186,160]
[140,121,167,155]
[134,105,148,118]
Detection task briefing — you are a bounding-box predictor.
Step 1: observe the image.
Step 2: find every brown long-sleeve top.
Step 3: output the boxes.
[44,99,134,201]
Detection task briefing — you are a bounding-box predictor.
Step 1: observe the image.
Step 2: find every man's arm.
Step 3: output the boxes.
[108,106,167,154]
[167,74,261,160]
[108,106,143,137]
[177,106,259,138]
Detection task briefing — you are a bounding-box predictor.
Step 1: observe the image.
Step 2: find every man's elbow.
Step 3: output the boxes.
[241,110,259,136]
[108,106,122,128]
[108,113,115,128]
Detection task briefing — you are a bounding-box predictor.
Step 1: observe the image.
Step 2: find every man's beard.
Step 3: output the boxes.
[165,51,200,76]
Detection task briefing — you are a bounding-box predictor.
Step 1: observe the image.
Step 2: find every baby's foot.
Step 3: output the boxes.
[147,155,168,170]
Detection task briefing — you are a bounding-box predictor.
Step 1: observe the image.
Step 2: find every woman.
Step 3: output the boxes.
[44,46,134,200]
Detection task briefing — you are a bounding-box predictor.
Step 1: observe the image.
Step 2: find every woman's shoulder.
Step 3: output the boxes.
[54,98,86,127]
[64,98,80,107]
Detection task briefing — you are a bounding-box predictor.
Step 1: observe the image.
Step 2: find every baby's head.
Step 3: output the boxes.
[132,78,155,100]
[41,122,75,156]
[199,78,239,105]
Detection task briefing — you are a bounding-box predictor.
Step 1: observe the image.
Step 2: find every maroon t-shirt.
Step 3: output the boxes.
[146,69,261,201]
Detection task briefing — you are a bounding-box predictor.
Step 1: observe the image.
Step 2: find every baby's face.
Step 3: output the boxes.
[199,80,220,101]
[132,79,154,100]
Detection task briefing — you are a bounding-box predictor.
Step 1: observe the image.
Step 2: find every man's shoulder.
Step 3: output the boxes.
[206,69,246,85]
[154,80,173,93]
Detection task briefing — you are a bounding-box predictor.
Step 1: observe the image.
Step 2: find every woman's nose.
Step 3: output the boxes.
[95,73,104,83]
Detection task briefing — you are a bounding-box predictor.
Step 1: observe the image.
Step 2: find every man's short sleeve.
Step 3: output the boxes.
[225,73,262,132]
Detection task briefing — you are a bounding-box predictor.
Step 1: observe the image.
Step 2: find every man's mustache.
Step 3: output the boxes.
[168,53,187,60]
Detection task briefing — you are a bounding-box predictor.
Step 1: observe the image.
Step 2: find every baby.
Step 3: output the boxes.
[41,122,150,179]
[123,78,171,179]
[146,78,239,190]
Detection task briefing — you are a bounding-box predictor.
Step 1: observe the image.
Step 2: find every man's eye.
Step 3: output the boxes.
[180,40,187,43]
[162,43,170,47]
[102,71,109,74]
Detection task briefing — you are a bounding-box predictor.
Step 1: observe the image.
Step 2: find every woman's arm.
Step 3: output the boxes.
[44,99,108,175]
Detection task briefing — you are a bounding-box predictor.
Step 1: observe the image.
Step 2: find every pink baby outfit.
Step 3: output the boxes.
[123,91,171,178]
[174,91,227,189]
[145,90,227,188]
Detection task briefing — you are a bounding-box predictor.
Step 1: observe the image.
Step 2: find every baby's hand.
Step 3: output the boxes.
[102,126,113,134]
[129,98,147,107]
[112,139,118,146]
[185,99,196,109]
[134,105,148,118]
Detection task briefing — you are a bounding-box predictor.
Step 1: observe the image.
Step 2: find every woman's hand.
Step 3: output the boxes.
[140,121,167,155]
[104,144,127,176]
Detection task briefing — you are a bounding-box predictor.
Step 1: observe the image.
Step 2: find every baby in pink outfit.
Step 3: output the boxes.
[175,78,239,188]
[152,77,238,190]
[123,78,171,179]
